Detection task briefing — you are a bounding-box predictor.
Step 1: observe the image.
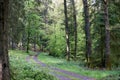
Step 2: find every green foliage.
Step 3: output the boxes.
[37,52,120,79]
[108,1,120,67]
[9,50,57,80]
[8,0,120,70]
[8,0,25,49]
[89,0,120,68]
[47,24,66,57]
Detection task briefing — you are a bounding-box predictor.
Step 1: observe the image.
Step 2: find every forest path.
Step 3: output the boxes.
[26,54,96,80]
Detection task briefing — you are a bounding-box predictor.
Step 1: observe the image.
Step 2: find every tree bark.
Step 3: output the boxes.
[82,0,92,67]
[100,26,105,68]
[64,0,70,61]
[0,0,10,80]
[71,0,77,61]
[103,0,111,70]
[26,27,30,53]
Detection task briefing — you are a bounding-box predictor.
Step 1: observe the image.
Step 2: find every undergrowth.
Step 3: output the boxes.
[9,50,57,80]
[38,52,120,80]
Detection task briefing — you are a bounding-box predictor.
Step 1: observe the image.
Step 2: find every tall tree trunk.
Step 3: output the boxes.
[71,0,77,61]
[82,0,92,67]
[26,27,30,53]
[0,0,10,80]
[100,26,105,68]
[103,0,111,70]
[64,0,70,61]
[22,32,26,50]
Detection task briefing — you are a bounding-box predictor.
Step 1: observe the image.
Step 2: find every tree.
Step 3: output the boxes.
[82,0,92,67]
[8,0,25,50]
[0,0,10,80]
[26,22,30,53]
[71,0,78,60]
[64,0,70,61]
[89,0,106,68]
[103,0,111,70]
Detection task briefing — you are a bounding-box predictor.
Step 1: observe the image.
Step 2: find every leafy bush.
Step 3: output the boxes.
[47,28,66,57]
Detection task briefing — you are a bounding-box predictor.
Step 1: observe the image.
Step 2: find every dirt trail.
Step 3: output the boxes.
[26,55,96,80]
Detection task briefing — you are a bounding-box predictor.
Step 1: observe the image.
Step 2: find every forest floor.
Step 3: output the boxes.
[9,50,120,80]
[26,55,95,80]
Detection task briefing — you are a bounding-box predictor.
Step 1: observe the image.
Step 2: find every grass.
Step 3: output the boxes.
[9,50,57,80]
[37,52,120,79]
[9,50,120,80]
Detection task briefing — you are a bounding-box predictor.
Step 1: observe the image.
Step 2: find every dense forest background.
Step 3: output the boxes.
[8,0,120,69]
[0,0,120,80]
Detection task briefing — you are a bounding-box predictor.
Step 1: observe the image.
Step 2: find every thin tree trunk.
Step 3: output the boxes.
[64,0,70,61]
[34,35,36,51]
[39,36,43,51]
[71,0,77,60]
[26,27,30,53]
[82,0,92,67]
[103,0,111,70]
[11,35,14,50]
[54,24,56,44]
[0,0,10,80]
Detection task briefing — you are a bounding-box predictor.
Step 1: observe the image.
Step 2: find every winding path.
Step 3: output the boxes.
[26,55,96,80]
